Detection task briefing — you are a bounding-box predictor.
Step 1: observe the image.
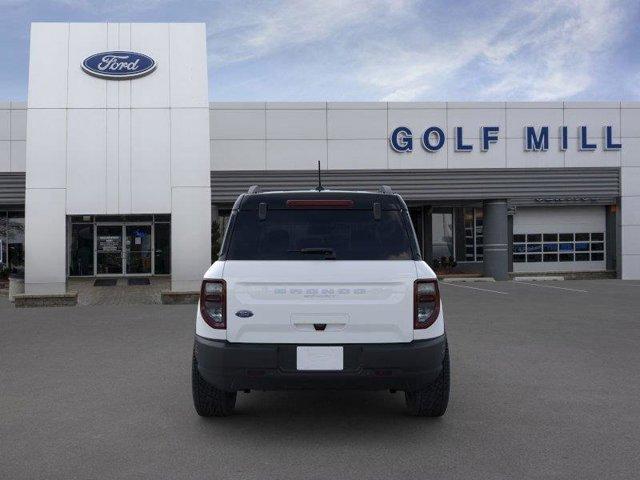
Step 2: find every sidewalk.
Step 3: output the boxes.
[68,277,170,306]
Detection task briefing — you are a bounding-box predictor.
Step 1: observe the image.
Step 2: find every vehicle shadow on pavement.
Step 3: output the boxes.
[191,390,451,438]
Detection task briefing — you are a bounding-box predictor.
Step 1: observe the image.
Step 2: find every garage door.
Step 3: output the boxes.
[513,206,606,273]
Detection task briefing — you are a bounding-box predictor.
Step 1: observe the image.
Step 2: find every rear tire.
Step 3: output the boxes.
[404,342,450,417]
[192,349,237,417]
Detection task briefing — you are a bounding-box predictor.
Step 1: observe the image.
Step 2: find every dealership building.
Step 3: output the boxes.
[1,22,640,298]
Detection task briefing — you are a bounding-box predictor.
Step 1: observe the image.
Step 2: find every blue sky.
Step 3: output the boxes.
[1,0,639,101]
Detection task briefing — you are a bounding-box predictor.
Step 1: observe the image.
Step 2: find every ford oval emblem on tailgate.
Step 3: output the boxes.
[235,310,254,318]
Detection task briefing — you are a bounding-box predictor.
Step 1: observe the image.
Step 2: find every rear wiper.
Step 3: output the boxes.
[288,247,336,259]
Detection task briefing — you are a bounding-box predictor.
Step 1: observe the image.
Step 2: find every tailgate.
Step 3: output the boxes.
[223,260,416,344]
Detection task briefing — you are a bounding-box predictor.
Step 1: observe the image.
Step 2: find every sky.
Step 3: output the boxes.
[1,0,639,102]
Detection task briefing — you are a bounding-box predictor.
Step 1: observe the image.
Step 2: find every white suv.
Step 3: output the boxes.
[192,186,449,417]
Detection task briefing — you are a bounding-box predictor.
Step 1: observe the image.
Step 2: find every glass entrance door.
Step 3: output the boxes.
[125,225,152,275]
[95,224,153,276]
[71,216,167,278]
[96,225,124,275]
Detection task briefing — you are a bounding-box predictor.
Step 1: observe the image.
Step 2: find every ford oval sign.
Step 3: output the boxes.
[82,51,156,80]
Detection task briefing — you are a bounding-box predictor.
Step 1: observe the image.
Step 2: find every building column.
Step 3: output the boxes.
[606,204,617,273]
[171,187,212,292]
[620,164,640,279]
[483,200,509,280]
[422,206,433,263]
[454,207,466,261]
[168,104,212,292]
[24,188,67,294]
[507,211,514,274]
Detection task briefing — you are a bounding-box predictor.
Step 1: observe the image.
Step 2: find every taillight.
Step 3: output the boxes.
[200,279,226,329]
[414,279,440,329]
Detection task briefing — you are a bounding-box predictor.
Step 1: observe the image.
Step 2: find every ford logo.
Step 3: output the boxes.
[82,51,156,80]
[235,310,254,318]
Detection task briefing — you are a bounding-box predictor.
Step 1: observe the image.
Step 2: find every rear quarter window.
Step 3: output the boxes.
[225,209,415,260]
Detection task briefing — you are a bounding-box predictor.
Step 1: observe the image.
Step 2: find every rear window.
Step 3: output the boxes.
[224,209,415,260]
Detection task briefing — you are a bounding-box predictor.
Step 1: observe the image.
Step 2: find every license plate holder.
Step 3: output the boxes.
[296,346,344,371]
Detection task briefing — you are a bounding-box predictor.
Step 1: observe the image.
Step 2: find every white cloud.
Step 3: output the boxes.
[5,0,629,101]
[479,0,625,100]
[208,0,629,101]
[15,0,176,11]
[208,0,414,66]
[358,0,627,101]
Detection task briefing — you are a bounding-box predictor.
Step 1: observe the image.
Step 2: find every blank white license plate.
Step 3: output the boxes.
[296,346,344,371]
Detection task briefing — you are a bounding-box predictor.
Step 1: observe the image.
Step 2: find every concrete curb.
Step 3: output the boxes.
[14,291,78,308]
[161,291,199,305]
[440,277,496,283]
[508,270,614,280]
[514,276,564,282]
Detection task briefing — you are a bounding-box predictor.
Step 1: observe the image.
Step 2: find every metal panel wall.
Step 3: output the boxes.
[0,172,25,206]
[0,169,621,208]
[210,168,620,205]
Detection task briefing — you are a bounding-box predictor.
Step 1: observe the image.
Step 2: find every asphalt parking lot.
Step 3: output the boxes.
[1,279,639,480]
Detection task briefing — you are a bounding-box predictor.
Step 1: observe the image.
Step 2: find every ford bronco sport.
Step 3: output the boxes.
[192,186,449,417]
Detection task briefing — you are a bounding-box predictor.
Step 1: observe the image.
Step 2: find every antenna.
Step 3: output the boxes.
[316,160,324,191]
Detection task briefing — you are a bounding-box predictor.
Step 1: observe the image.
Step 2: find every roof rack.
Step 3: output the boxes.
[247,185,261,194]
[378,185,393,194]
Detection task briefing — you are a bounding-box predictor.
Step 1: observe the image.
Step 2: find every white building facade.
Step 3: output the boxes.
[1,22,639,295]
[23,22,210,294]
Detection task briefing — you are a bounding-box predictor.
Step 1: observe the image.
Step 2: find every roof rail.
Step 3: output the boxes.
[379,185,393,194]
[247,185,261,194]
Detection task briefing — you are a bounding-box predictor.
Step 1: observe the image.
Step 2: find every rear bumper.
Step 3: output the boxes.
[194,334,447,392]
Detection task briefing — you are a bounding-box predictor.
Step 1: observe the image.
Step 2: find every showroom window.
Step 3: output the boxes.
[212,213,230,262]
[69,223,94,276]
[0,211,25,275]
[154,218,171,275]
[513,232,605,263]
[463,208,484,262]
[432,209,454,259]
[0,212,5,272]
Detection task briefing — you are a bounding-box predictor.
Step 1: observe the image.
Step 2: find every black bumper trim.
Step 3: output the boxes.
[194,335,447,392]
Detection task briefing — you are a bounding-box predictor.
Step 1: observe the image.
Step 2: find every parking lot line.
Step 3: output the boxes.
[513,281,588,293]
[441,282,509,295]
